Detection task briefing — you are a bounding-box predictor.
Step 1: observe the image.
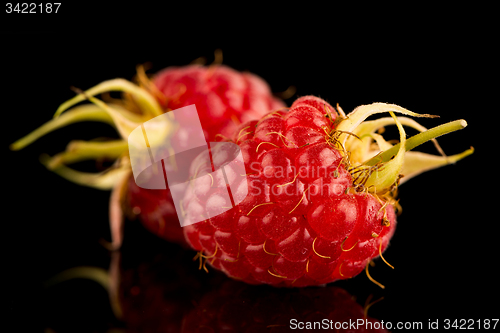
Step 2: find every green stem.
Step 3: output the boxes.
[40,154,130,190]
[46,140,128,169]
[54,79,163,118]
[364,119,468,166]
[10,105,114,151]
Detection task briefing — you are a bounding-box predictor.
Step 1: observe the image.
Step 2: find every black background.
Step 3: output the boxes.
[2,4,496,332]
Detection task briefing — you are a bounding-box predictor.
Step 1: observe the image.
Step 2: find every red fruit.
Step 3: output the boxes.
[154,65,283,139]
[12,64,473,288]
[126,65,284,245]
[182,95,473,287]
[11,63,285,249]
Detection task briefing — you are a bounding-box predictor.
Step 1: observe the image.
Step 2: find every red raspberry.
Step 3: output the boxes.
[154,64,283,139]
[12,63,472,288]
[11,63,284,249]
[182,95,472,287]
[126,65,285,246]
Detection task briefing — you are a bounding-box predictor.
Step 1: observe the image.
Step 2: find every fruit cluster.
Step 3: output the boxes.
[12,61,472,288]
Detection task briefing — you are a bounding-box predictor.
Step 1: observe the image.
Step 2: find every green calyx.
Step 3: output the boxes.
[337,103,473,194]
[10,78,169,190]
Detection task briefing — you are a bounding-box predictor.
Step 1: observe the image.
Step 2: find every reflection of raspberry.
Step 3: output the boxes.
[182,279,388,332]
[117,242,386,332]
[182,96,398,287]
[126,65,285,245]
[118,250,202,332]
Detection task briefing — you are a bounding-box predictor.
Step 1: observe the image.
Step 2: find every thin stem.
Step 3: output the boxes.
[364,119,468,166]
[10,105,113,151]
[46,140,128,169]
[54,78,163,118]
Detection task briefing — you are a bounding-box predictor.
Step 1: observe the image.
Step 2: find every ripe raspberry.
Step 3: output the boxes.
[126,65,284,245]
[11,63,284,249]
[153,64,283,139]
[182,96,473,287]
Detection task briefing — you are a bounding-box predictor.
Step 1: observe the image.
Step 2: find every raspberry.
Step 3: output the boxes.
[154,64,283,139]
[182,95,472,287]
[11,63,284,249]
[125,64,284,245]
[12,63,472,287]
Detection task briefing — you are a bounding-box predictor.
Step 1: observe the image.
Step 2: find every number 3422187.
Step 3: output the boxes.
[444,319,499,330]
[6,3,61,13]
